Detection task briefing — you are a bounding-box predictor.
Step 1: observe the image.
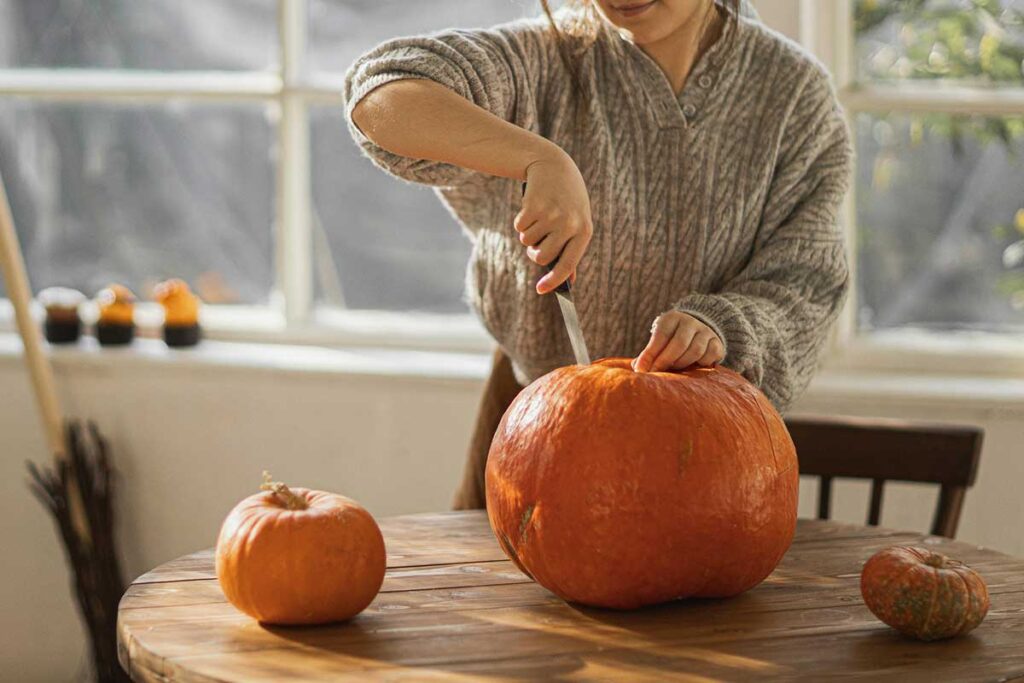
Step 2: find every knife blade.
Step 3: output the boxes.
[548,269,591,366]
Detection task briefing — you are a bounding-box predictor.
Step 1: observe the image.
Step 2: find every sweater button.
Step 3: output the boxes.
[698,74,713,89]
[682,103,697,118]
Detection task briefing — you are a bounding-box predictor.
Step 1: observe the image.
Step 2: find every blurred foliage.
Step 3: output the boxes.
[855,0,1024,310]
[856,0,1024,83]
[856,0,1024,150]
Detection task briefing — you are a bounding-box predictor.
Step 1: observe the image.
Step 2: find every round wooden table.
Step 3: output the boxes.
[118,511,1024,682]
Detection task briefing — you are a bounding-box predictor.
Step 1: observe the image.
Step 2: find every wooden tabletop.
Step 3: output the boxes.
[118,511,1024,682]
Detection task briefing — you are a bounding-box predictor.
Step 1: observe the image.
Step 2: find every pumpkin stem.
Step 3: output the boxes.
[260,471,308,510]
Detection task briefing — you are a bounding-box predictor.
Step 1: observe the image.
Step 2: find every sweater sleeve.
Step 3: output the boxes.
[674,71,853,413]
[343,20,551,188]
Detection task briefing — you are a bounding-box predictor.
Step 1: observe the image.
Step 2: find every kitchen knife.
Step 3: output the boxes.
[521,182,591,366]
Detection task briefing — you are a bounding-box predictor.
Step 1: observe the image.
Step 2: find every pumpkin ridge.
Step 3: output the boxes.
[949,568,973,636]
[752,391,781,473]
[921,565,942,637]
[237,508,273,617]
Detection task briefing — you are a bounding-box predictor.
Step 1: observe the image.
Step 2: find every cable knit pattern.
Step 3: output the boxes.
[344,10,852,412]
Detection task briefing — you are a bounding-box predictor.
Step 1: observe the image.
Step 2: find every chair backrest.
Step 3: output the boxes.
[785,415,983,538]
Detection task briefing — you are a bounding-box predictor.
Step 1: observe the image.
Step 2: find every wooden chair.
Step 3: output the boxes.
[786,415,983,538]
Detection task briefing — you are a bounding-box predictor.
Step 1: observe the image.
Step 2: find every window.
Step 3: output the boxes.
[308,0,534,314]
[834,0,1024,364]
[0,0,529,338]
[0,1,279,71]
[2,1,1021,370]
[0,99,275,304]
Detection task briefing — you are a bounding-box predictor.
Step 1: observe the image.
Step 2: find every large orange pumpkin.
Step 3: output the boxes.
[485,358,798,609]
[861,546,989,641]
[216,472,386,625]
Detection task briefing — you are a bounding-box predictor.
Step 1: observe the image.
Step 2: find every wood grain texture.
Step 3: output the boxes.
[118,512,1024,682]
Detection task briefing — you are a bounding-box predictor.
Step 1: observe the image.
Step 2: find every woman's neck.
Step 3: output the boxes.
[641,2,725,94]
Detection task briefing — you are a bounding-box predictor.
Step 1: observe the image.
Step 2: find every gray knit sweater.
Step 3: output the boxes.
[344,11,852,411]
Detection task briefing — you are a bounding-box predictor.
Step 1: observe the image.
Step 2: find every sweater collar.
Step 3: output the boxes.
[611,4,752,130]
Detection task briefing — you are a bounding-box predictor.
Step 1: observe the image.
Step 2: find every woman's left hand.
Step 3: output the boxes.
[632,311,725,373]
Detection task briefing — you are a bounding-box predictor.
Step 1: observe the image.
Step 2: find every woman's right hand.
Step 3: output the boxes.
[516,150,593,294]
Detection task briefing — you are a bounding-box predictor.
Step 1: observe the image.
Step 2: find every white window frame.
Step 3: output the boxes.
[1,1,1022,369]
[803,0,1024,378]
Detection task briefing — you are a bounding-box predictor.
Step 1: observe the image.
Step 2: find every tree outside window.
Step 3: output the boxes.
[853,0,1024,334]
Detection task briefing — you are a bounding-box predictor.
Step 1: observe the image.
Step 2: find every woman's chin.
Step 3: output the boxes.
[608,11,680,44]
[601,0,708,46]
[614,22,674,47]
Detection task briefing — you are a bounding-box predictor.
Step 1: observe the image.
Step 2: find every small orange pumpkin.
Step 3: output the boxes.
[861,546,989,641]
[216,472,386,625]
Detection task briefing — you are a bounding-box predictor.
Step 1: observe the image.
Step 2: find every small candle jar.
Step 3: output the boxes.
[153,279,201,347]
[95,284,136,346]
[38,287,86,344]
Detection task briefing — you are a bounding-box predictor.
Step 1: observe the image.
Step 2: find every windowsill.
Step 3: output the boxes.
[0,333,492,384]
[829,328,1024,377]
[0,299,495,354]
[801,368,1024,412]
[1,332,1023,414]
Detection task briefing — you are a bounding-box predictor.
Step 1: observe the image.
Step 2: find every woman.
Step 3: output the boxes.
[345,0,851,509]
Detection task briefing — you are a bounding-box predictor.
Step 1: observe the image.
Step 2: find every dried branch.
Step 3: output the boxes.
[26,419,130,683]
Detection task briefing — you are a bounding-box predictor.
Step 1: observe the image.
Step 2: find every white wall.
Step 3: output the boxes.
[752,0,802,40]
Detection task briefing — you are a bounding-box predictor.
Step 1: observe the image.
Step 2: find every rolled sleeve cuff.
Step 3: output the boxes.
[673,297,731,361]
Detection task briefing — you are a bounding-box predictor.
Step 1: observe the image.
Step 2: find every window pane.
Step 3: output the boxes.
[310,106,469,312]
[0,101,274,304]
[0,0,276,71]
[855,0,1024,85]
[855,112,1024,333]
[309,0,531,313]
[307,0,532,73]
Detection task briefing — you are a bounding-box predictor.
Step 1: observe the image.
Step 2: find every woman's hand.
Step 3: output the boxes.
[633,311,725,373]
[516,150,593,294]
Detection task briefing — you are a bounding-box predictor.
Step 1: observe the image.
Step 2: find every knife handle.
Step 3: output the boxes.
[546,264,572,295]
[521,182,572,295]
